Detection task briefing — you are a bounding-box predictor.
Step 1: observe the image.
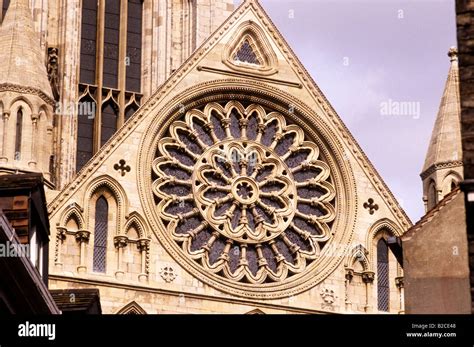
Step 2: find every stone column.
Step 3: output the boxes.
[396,276,405,314]
[75,230,90,273]
[54,226,67,270]
[138,238,150,283]
[114,235,128,280]
[0,111,10,162]
[344,268,354,311]
[28,113,38,168]
[362,270,375,313]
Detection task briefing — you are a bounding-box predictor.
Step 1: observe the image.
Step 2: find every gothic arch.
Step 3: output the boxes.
[38,103,53,124]
[427,179,438,210]
[8,100,32,160]
[366,218,403,271]
[60,202,86,230]
[116,301,147,314]
[124,211,149,239]
[8,96,34,115]
[344,244,370,272]
[441,170,462,195]
[223,20,278,75]
[83,175,128,233]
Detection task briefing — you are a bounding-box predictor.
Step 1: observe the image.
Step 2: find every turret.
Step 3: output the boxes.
[0,0,55,185]
[421,47,463,211]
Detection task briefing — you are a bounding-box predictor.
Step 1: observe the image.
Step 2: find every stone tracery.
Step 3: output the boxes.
[152,100,336,284]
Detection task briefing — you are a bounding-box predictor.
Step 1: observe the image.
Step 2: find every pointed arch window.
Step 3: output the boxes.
[427,181,437,210]
[101,100,118,146]
[76,94,96,171]
[93,196,108,273]
[78,0,143,171]
[14,107,22,160]
[377,238,389,312]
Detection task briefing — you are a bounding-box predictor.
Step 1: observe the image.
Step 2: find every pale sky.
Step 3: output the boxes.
[234,0,457,222]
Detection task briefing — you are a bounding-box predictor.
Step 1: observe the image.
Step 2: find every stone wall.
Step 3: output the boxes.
[402,190,471,313]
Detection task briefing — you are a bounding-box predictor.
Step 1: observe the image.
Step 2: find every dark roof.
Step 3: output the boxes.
[0,173,45,190]
[0,173,50,235]
[50,289,102,314]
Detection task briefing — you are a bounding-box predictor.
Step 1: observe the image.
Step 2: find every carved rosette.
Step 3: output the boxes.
[152,101,336,285]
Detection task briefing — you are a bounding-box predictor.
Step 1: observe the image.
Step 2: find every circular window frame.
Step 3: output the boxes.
[138,80,356,299]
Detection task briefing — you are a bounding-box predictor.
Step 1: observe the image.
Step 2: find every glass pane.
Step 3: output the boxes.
[80,0,97,84]
[76,96,96,171]
[101,101,118,146]
[14,108,22,159]
[377,238,389,311]
[234,40,260,65]
[103,0,120,88]
[93,196,108,273]
[126,0,142,92]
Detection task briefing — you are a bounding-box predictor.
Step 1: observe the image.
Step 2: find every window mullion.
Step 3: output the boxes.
[117,0,128,128]
[94,0,106,154]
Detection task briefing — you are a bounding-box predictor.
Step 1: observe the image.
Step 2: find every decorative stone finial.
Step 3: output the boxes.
[448,46,458,62]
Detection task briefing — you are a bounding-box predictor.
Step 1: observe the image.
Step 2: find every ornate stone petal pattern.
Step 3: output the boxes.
[152,101,336,284]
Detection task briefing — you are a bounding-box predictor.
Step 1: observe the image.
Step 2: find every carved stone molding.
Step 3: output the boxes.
[320,287,336,304]
[141,94,355,299]
[363,198,379,215]
[222,20,278,76]
[114,159,131,176]
[54,227,67,265]
[114,235,129,248]
[47,47,60,101]
[75,230,91,243]
[152,100,337,286]
[137,238,150,252]
[345,268,354,282]
[0,83,55,106]
[395,276,404,289]
[159,266,177,283]
[320,286,337,311]
[420,160,463,180]
[138,238,151,276]
[362,271,375,284]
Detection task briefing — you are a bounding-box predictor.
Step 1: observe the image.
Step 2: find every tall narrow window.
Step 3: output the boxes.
[103,0,120,88]
[14,107,22,160]
[101,101,118,145]
[427,181,437,210]
[377,238,389,312]
[126,0,142,92]
[93,196,108,273]
[77,0,143,172]
[80,0,97,85]
[76,95,95,171]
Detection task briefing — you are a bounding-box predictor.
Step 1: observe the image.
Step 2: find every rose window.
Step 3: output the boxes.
[152,101,336,284]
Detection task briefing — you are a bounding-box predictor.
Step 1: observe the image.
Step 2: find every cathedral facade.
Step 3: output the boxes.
[0,0,413,314]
